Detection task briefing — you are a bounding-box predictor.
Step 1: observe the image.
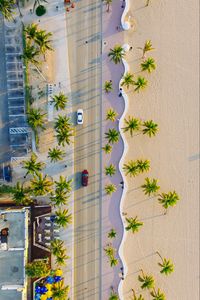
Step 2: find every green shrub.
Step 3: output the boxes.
[0,185,15,196]
[36,5,46,16]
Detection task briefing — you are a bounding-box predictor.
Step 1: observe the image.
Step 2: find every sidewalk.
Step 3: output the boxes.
[15,1,74,297]
[101,1,125,299]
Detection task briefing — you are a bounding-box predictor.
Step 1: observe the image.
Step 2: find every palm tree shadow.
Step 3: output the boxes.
[141,213,164,221]
[125,195,156,208]
[133,5,148,12]
[128,252,155,267]
[127,186,141,193]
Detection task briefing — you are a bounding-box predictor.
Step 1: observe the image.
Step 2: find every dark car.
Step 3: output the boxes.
[4,165,12,182]
[82,170,89,186]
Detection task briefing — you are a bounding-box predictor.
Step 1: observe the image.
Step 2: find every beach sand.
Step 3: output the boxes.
[121,0,199,299]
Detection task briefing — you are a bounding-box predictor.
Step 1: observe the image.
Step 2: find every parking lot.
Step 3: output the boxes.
[0,19,32,181]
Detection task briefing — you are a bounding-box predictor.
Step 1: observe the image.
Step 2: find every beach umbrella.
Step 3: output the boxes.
[55,269,63,276]
[40,295,47,300]
[46,276,54,284]
[40,286,48,294]
[35,293,41,300]
[45,284,52,291]
[46,290,53,297]
[54,276,62,282]
[35,286,41,293]
[50,215,56,222]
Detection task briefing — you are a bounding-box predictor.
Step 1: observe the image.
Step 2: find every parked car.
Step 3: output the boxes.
[77,109,83,125]
[4,165,11,182]
[82,170,89,186]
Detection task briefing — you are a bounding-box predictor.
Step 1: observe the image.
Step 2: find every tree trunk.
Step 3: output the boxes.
[156,251,163,262]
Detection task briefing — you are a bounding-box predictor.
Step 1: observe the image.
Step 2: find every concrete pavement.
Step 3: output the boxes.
[66,1,102,299]
[0,16,10,164]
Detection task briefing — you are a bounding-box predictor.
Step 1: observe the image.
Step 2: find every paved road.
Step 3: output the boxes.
[66,1,102,299]
[0,16,10,164]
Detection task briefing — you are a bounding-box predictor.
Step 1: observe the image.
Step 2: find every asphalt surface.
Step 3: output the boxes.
[66,1,102,299]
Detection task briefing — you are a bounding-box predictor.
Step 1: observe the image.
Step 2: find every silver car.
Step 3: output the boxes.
[77,109,83,124]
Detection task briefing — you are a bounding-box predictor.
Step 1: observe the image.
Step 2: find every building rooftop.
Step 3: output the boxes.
[0,209,28,300]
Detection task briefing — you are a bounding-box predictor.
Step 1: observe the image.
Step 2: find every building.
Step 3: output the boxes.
[0,208,28,300]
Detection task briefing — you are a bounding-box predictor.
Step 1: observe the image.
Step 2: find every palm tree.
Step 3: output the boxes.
[121,72,134,89]
[122,117,141,137]
[109,288,119,300]
[125,216,143,233]
[104,81,113,93]
[106,108,118,122]
[141,40,154,58]
[104,0,112,12]
[54,176,73,193]
[158,191,180,211]
[108,228,117,239]
[24,23,40,41]
[156,251,174,275]
[104,245,115,257]
[51,92,68,110]
[105,183,117,195]
[108,44,125,64]
[105,164,116,176]
[141,178,160,196]
[30,173,53,196]
[27,108,46,131]
[142,120,158,137]
[131,289,145,300]
[35,29,53,60]
[105,128,119,144]
[50,189,69,206]
[110,257,118,267]
[50,239,65,256]
[23,43,40,65]
[12,182,32,206]
[56,128,74,146]
[136,159,150,173]
[138,269,155,290]
[23,152,45,177]
[0,0,15,21]
[134,76,148,92]
[55,251,69,266]
[51,281,70,300]
[55,209,72,228]
[150,288,166,300]
[141,57,156,73]
[33,0,48,12]
[54,115,72,131]
[123,160,139,177]
[102,144,112,154]
[145,0,150,7]
[48,147,65,163]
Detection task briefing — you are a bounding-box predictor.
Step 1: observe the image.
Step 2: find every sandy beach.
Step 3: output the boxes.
[121,0,199,299]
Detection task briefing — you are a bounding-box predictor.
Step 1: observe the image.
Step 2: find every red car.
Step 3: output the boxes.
[82,170,89,186]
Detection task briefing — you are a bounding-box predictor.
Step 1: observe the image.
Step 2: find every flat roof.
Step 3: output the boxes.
[0,209,28,300]
[5,210,25,248]
[0,250,24,286]
[0,290,22,300]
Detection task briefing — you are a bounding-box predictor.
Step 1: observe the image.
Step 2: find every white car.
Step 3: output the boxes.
[77,109,83,124]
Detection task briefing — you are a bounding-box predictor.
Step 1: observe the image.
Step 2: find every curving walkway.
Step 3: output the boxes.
[101,1,131,299]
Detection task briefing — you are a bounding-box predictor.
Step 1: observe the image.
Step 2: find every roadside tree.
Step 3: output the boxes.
[108,44,125,64]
